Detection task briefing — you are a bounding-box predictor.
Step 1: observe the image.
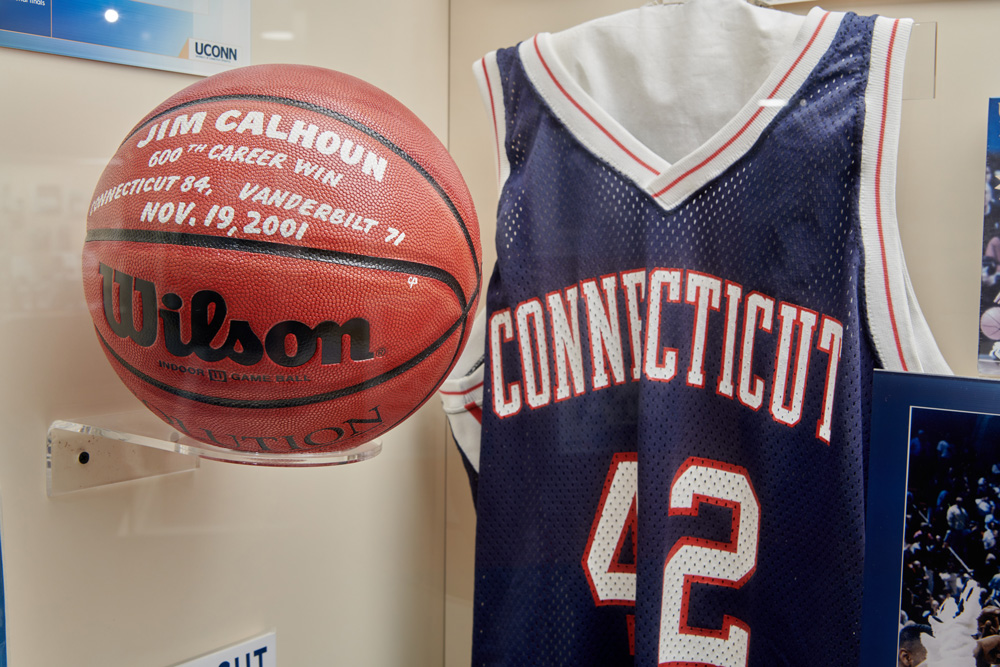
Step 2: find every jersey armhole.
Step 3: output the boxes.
[859,16,950,374]
[474,52,510,191]
[439,310,486,475]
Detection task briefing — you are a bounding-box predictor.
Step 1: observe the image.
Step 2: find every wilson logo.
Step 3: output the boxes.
[99,263,374,367]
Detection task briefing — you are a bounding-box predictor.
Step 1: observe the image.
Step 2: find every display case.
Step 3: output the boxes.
[0,0,995,664]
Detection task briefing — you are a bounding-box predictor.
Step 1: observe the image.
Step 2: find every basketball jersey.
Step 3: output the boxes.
[440,3,950,665]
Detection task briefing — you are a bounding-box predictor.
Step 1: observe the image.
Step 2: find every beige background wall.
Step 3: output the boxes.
[0,1,451,665]
[0,0,995,664]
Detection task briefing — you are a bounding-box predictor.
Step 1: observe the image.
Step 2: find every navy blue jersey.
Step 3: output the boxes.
[440,4,948,665]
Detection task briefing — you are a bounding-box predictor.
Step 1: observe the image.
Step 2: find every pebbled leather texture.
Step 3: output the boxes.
[83,64,481,453]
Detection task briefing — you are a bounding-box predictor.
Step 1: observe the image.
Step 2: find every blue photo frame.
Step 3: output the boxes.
[862,370,1000,665]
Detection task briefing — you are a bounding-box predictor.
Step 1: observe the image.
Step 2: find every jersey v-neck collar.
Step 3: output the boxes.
[518,8,845,211]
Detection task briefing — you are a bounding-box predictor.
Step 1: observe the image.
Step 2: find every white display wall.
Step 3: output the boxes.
[0,1,451,665]
[0,0,996,664]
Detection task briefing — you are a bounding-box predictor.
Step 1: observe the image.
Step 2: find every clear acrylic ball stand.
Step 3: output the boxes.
[46,408,381,496]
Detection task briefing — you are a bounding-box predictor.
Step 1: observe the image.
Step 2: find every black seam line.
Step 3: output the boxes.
[122,93,482,288]
[96,306,469,409]
[86,228,467,311]
[392,316,468,430]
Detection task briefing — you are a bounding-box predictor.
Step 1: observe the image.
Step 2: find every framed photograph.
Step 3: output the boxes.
[979,98,1000,376]
[862,370,1000,666]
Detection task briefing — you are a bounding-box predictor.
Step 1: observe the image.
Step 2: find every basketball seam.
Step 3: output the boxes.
[86,228,467,310]
[391,318,469,430]
[121,92,482,293]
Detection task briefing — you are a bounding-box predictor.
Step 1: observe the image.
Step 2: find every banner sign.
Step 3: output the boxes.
[0,0,250,76]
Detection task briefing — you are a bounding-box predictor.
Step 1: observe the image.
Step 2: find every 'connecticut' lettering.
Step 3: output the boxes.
[489,267,844,444]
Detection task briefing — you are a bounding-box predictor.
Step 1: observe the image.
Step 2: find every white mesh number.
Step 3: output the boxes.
[659,458,760,667]
[582,453,638,606]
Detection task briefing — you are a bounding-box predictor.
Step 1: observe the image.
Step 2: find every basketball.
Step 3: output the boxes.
[982,307,1000,341]
[82,64,481,454]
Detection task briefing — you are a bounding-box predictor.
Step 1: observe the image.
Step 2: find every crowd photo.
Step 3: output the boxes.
[898,407,1000,666]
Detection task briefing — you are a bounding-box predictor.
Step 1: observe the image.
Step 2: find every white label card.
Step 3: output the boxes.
[172,631,276,667]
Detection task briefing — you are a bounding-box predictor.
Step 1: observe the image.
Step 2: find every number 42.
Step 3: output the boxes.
[582,455,760,666]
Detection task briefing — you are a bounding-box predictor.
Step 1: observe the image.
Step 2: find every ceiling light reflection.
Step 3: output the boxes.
[261,31,295,41]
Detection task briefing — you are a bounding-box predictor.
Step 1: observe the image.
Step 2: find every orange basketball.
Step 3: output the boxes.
[82,64,481,454]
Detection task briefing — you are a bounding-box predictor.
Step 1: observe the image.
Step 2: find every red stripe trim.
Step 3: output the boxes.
[465,403,483,424]
[533,35,660,176]
[481,58,503,184]
[874,20,908,371]
[652,11,831,199]
[652,109,765,199]
[439,380,485,395]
